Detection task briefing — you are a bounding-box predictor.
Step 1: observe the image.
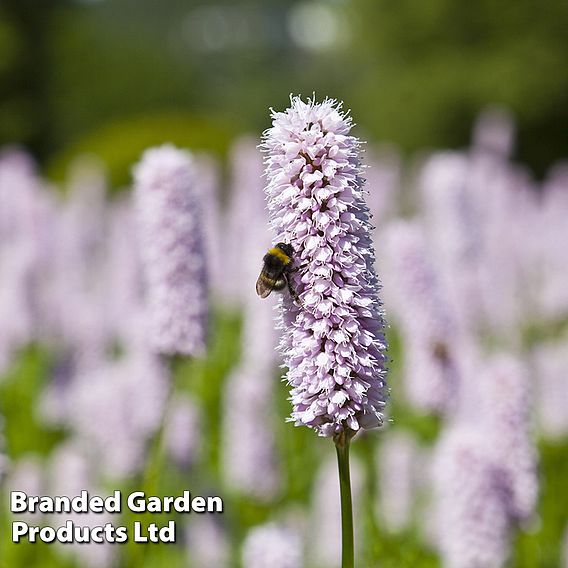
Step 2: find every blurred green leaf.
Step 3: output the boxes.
[46,112,239,190]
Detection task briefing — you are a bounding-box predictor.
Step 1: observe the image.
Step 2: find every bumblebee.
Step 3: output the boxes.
[256,242,301,304]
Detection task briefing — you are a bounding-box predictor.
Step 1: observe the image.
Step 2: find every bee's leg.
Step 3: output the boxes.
[284,273,303,307]
[288,262,308,274]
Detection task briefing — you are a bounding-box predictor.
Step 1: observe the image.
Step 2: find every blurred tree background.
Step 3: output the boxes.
[1,0,567,185]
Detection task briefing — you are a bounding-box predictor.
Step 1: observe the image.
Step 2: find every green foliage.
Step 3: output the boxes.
[46,112,239,190]
[512,440,568,568]
[0,346,65,458]
[348,0,568,174]
[2,0,567,177]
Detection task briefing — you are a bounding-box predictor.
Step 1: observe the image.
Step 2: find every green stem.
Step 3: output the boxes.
[335,431,355,568]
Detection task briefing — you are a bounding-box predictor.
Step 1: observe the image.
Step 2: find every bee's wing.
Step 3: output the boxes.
[256,271,275,298]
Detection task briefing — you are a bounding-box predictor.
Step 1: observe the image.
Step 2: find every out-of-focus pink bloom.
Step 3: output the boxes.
[221,137,282,500]
[420,152,484,333]
[221,362,281,501]
[164,394,202,469]
[478,355,538,523]
[104,196,145,346]
[0,149,55,372]
[194,153,224,301]
[382,220,460,413]
[66,350,169,479]
[45,157,109,370]
[133,144,208,356]
[418,115,536,343]
[37,356,75,427]
[533,338,568,439]
[0,248,36,373]
[364,145,400,230]
[242,522,303,568]
[224,136,268,306]
[0,416,9,481]
[240,289,280,371]
[47,442,115,568]
[0,148,46,243]
[433,352,538,568]
[467,137,535,340]
[433,425,511,568]
[536,164,568,321]
[4,454,44,523]
[512,184,542,323]
[471,107,515,159]
[225,136,280,368]
[186,516,230,568]
[377,430,419,532]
